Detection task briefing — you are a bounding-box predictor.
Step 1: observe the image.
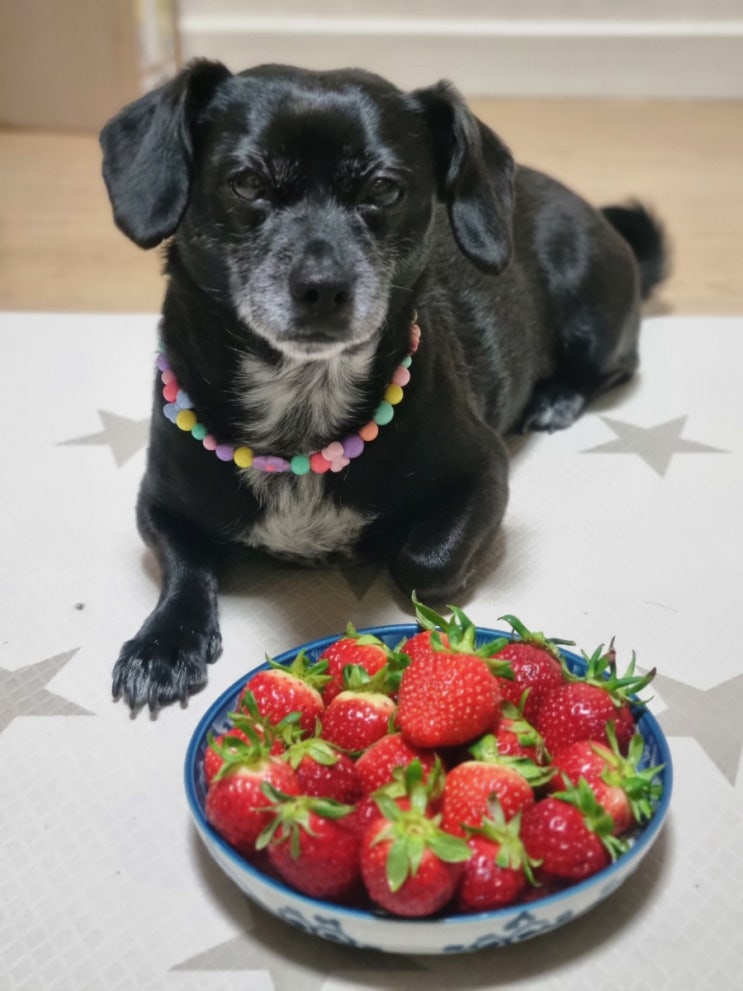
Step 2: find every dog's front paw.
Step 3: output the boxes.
[391,545,470,605]
[519,381,586,433]
[112,611,222,712]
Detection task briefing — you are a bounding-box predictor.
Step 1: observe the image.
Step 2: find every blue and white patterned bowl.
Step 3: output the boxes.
[184,624,672,955]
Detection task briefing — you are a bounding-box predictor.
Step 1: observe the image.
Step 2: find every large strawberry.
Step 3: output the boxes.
[318,624,401,705]
[239,651,331,734]
[455,801,539,912]
[359,787,471,917]
[535,641,655,755]
[205,737,301,855]
[256,785,360,900]
[440,745,552,836]
[549,723,664,834]
[491,614,571,722]
[396,600,510,749]
[520,780,628,881]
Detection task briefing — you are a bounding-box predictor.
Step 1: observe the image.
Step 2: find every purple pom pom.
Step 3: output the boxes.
[342,434,364,459]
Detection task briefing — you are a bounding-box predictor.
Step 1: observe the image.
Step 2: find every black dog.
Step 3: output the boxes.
[100,60,666,711]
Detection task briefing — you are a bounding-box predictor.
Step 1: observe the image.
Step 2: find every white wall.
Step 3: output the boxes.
[178,1,743,98]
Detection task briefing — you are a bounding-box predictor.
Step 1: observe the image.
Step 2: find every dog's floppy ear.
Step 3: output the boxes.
[413,82,515,274]
[99,59,231,248]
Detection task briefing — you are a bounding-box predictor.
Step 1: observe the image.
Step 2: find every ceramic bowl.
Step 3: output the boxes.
[184,624,672,955]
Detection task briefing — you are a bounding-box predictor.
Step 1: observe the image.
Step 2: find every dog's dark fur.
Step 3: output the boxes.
[100,60,666,711]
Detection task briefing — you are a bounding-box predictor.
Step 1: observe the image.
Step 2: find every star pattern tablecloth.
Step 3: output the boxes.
[1,312,742,990]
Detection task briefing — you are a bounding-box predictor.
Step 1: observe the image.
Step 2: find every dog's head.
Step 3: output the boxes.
[100,60,514,360]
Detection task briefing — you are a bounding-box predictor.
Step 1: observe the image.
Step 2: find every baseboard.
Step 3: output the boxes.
[178,15,743,98]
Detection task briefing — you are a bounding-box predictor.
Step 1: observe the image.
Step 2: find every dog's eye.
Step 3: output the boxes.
[231,170,269,203]
[363,176,404,209]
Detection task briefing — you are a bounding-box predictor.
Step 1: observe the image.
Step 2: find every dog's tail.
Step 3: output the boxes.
[601,202,669,300]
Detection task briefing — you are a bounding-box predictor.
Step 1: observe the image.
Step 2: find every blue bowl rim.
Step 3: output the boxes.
[184,623,673,929]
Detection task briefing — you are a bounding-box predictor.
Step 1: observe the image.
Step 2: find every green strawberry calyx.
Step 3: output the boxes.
[229,690,304,756]
[255,782,355,858]
[465,798,541,886]
[411,594,514,677]
[498,699,550,763]
[206,724,274,783]
[552,778,631,861]
[344,622,390,651]
[596,723,665,824]
[371,780,472,891]
[497,614,575,659]
[468,734,556,787]
[280,732,341,771]
[340,660,403,696]
[371,757,447,806]
[570,640,657,706]
[344,624,412,670]
[266,649,333,691]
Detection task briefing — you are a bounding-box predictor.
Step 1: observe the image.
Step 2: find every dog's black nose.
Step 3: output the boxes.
[289,245,355,319]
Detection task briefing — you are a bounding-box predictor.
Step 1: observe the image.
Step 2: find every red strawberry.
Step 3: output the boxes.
[318,625,396,704]
[550,724,664,835]
[359,789,471,917]
[205,740,301,855]
[520,780,628,881]
[354,732,438,794]
[455,802,539,912]
[396,599,511,749]
[320,665,397,751]
[440,747,552,836]
[491,615,571,722]
[281,734,363,805]
[257,786,360,900]
[239,650,330,734]
[535,642,655,755]
[397,652,501,749]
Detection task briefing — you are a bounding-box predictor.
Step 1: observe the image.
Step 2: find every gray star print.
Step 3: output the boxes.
[336,560,386,600]
[171,902,424,988]
[582,415,726,476]
[58,409,149,467]
[654,671,743,785]
[0,649,93,732]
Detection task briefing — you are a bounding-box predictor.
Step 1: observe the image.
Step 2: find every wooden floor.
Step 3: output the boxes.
[1,98,742,314]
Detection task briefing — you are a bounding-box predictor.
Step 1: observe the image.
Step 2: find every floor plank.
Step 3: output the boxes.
[1,98,741,313]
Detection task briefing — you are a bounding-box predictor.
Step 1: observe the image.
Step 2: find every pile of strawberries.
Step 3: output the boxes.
[202,600,664,918]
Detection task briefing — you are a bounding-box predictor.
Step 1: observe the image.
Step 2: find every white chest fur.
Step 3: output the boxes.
[239,471,373,563]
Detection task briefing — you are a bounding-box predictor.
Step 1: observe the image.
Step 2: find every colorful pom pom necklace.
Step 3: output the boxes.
[158,320,421,475]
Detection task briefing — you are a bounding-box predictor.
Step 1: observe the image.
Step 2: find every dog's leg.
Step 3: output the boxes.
[390,451,509,602]
[112,499,222,711]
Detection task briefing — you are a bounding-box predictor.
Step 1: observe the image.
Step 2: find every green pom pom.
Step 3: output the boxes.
[373,400,394,426]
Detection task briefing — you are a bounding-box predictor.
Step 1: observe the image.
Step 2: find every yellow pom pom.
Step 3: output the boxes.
[384,383,404,406]
[233,446,253,468]
[175,409,197,431]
